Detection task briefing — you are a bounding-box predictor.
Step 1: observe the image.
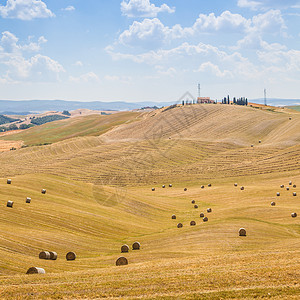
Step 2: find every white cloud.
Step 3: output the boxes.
[121,0,175,18]
[195,62,232,78]
[69,72,100,83]
[0,31,64,82]
[237,0,300,10]
[73,60,83,66]
[117,10,286,50]
[62,5,75,12]
[104,75,132,83]
[0,0,54,20]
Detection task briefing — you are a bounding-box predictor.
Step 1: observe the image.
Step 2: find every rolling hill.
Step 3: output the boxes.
[0,103,299,299]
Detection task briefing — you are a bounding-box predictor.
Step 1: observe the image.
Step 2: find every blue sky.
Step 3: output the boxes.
[0,0,300,102]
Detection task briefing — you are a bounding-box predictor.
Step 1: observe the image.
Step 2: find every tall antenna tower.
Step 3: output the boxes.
[264,88,267,106]
[198,83,201,98]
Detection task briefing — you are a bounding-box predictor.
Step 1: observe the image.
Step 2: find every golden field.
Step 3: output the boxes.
[0,104,299,299]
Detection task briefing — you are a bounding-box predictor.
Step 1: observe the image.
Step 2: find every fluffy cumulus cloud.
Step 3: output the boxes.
[0,31,64,82]
[121,0,175,17]
[0,0,54,20]
[237,0,300,10]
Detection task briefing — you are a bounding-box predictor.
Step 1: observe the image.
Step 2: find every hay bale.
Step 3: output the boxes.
[203,217,208,222]
[26,267,45,274]
[26,197,31,204]
[169,184,172,187]
[184,188,187,191]
[191,200,195,204]
[39,251,50,260]
[190,221,196,226]
[293,192,297,196]
[121,245,129,253]
[171,214,176,219]
[289,181,292,185]
[49,251,58,260]
[194,204,198,209]
[259,140,261,143]
[289,117,292,120]
[293,184,296,188]
[201,185,204,189]
[240,186,244,190]
[6,201,13,208]
[41,189,46,194]
[66,252,76,261]
[286,187,290,191]
[280,185,284,188]
[239,228,246,236]
[234,183,238,187]
[207,208,212,213]
[116,257,128,266]
[251,144,254,147]
[177,223,183,228]
[291,212,297,218]
[132,242,140,250]
[277,192,280,196]
[200,212,204,218]
[152,188,155,191]
[208,184,212,187]
[271,202,276,206]
[7,179,11,184]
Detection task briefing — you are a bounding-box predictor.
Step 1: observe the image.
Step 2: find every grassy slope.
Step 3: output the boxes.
[0,104,299,299]
[2,111,141,146]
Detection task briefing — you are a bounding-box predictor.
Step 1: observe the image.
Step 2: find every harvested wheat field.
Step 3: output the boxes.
[0,104,299,299]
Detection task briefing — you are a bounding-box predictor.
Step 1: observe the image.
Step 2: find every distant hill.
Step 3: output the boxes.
[251,98,300,106]
[0,100,173,114]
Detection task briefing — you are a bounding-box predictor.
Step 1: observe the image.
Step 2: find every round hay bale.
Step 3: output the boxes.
[271,202,276,206]
[289,181,292,185]
[184,188,187,191]
[171,214,176,219]
[203,217,208,222]
[26,267,45,274]
[162,185,165,188]
[132,242,140,250]
[259,140,261,143]
[280,185,284,188]
[190,221,196,226]
[6,201,13,208]
[169,184,172,187]
[234,183,238,187]
[200,212,204,218]
[293,192,297,196]
[39,251,50,260]
[277,192,280,196]
[293,184,296,188]
[201,185,204,189]
[291,212,297,218]
[7,179,11,184]
[208,184,212,187]
[26,197,31,204]
[289,117,292,120]
[240,186,244,190]
[286,187,290,191]
[121,244,129,253]
[41,189,46,194]
[152,188,155,191]
[194,204,198,209]
[49,251,58,260]
[191,200,195,204]
[66,252,76,261]
[207,208,212,213]
[251,144,254,148]
[239,228,246,236]
[116,257,128,266]
[177,223,183,228]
